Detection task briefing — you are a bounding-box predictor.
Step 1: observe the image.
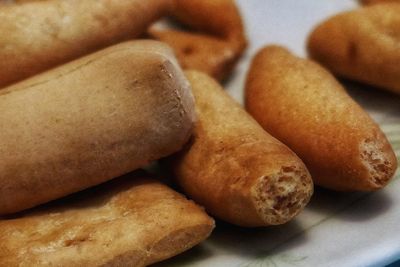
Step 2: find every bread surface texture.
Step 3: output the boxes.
[0,174,214,266]
[245,45,397,191]
[308,3,400,94]
[170,71,313,227]
[0,40,195,214]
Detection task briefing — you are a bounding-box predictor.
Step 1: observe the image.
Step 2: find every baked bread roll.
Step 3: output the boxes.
[149,0,247,81]
[0,173,214,266]
[307,3,400,94]
[169,71,313,227]
[245,45,397,191]
[0,40,195,215]
[0,0,172,87]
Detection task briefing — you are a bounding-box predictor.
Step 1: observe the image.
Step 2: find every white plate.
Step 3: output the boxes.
[156,1,400,266]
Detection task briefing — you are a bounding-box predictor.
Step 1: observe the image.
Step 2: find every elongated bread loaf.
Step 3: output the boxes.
[307,3,400,94]
[0,40,195,215]
[0,173,214,266]
[246,46,397,191]
[169,71,313,227]
[0,0,172,87]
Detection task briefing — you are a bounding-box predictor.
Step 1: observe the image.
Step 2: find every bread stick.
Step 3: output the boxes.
[307,3,400,94]
[0,40,195,214]
[245,46,397,191]
[169,71,313,227]
[0,173,214,266]
[149,0,247,81]
[0,0,173,87]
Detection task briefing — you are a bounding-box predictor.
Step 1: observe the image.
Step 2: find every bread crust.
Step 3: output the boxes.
[170,71,313,227]
[307,3,400,94]
[245,45,398,191]
[0,40,195,215]
[0,173,214,266]
[0,0,173,87]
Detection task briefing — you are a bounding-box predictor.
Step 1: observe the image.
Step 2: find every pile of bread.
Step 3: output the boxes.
[0,0,398,266]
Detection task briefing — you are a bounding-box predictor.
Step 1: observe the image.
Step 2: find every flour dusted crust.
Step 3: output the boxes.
[307,3,400,94]
[170,71,313,227]
[0,40,195,215]
[0,0,173,87]
[245,46,397,191]
[0,174,214,266]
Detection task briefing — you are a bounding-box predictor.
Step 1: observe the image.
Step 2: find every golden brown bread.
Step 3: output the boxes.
[245,45,398,191]
[0,40,195,215]
[149,0,247,81]
[169,71,313,227]
[0,173,214,266]
[307,3,400,94]
[0,0,173,87]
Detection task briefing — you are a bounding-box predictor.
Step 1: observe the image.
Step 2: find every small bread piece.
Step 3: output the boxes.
[169,71,313,227]
[149,0,247,81]
[361,0,400,4]
[307,3,400,94]
[245,46,398,191]
[0,40,195,215]
[0,173,214,266]
[0,0,173,87]
[149,29,242,81]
